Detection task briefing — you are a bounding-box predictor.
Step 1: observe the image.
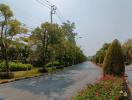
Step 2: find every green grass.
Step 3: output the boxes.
[14,68,41,78]
[72,75,128,100]
[0,68,41,82]
[0,66,64,82]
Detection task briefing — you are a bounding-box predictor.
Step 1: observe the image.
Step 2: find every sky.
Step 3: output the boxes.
[1,0,132,56]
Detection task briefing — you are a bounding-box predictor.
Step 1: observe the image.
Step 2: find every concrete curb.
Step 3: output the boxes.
[0,74,44,84]
[125,78,132,100]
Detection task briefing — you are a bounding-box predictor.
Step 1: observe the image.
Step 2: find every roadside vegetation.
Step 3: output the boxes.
[73,75,128,100]
[91,39,132,67]
[0,4,86,79]
[103,39,124,76]
[74,39,129,100]
[1,3,130,100]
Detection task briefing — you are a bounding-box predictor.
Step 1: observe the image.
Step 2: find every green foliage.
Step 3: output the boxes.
[0,3,13,18]
[0,4,28,73]
[46,61,63,69]
[93,43,110,64]
[0,72,14,79]
[0,4,86,74]
[62,20,76,44]
[103,39,125,76]
[0,62,32,72]
[122,39,132,64]
[30,21,86,68]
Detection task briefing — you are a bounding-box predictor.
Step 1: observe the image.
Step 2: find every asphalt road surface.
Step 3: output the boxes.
[0,61,102,100]
[126,65,132,86]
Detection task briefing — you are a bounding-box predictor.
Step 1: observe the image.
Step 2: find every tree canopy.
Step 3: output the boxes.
[103,39,125,76]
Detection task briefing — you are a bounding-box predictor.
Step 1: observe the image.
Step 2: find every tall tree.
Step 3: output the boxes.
[93,43,110,64]
[122,39,132,63]
[30,21,86,68]
[62,20,77,44]
[31,22,61,69]
[0,4,27,73]
[103,39,125,76]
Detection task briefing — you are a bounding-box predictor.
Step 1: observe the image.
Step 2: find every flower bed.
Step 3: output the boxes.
[72,75,128,100]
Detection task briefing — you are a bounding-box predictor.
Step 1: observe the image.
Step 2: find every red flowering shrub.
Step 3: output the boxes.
[73,76,128,100]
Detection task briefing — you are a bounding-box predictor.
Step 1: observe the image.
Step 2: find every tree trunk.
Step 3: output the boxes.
[4,19,10,74]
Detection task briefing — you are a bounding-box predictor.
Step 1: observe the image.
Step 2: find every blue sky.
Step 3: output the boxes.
[1,0,132,56]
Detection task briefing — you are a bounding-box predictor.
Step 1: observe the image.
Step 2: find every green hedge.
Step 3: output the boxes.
[0,62,32,72]
[46,61,63,69]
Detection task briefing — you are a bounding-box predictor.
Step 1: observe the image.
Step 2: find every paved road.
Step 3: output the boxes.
[0,61,102,100]
[125,65,132,99]
[126,65,132,86]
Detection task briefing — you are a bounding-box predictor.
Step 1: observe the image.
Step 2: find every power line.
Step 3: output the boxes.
[37,0,66,24]
[11,3,45,31]
[56,11,64,23]
[56,8,65,22]
[42,0,53,6]
[36,0,50,9]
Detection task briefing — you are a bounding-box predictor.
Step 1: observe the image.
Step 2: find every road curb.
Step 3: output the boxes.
[126,79,132,100]
[0,67,71,84]
[0,74,44,84]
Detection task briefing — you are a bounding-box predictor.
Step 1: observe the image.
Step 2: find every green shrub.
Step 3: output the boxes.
[0,62,32,72]
[0,72,14,79]
[0,62,6,72]
[103,39,125,76]
[46,67,55,73]
[46,61,63,69]
[46,61,59,67]
[38,68,48,73]
[10,62,32,71]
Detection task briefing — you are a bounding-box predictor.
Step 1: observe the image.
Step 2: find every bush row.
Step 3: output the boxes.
[46,61,64,69]
[38,61,64,73]
[0,62,32,72]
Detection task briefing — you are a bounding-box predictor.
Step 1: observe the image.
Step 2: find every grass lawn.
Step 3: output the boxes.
[0,68,41,83]
[14,68,41,78]
[72,75,128,100]
[0,67,64,83]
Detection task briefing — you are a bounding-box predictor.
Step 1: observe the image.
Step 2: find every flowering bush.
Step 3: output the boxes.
[72,75,128,100]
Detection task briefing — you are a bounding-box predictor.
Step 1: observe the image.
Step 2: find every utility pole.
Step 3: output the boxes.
[50,5,56,70]
[50,5,56,24]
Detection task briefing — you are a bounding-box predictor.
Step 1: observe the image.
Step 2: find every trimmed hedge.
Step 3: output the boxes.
[46,61,63,69]
[0,62,32,72]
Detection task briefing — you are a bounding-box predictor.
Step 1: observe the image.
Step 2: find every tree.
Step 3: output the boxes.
[30,21,86,69]
[62,20,77,44]
[93,43,110,64]
[122,39,132,64]
[31,22,64,69]
[103,39,125,76]
[0,4,27,73]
